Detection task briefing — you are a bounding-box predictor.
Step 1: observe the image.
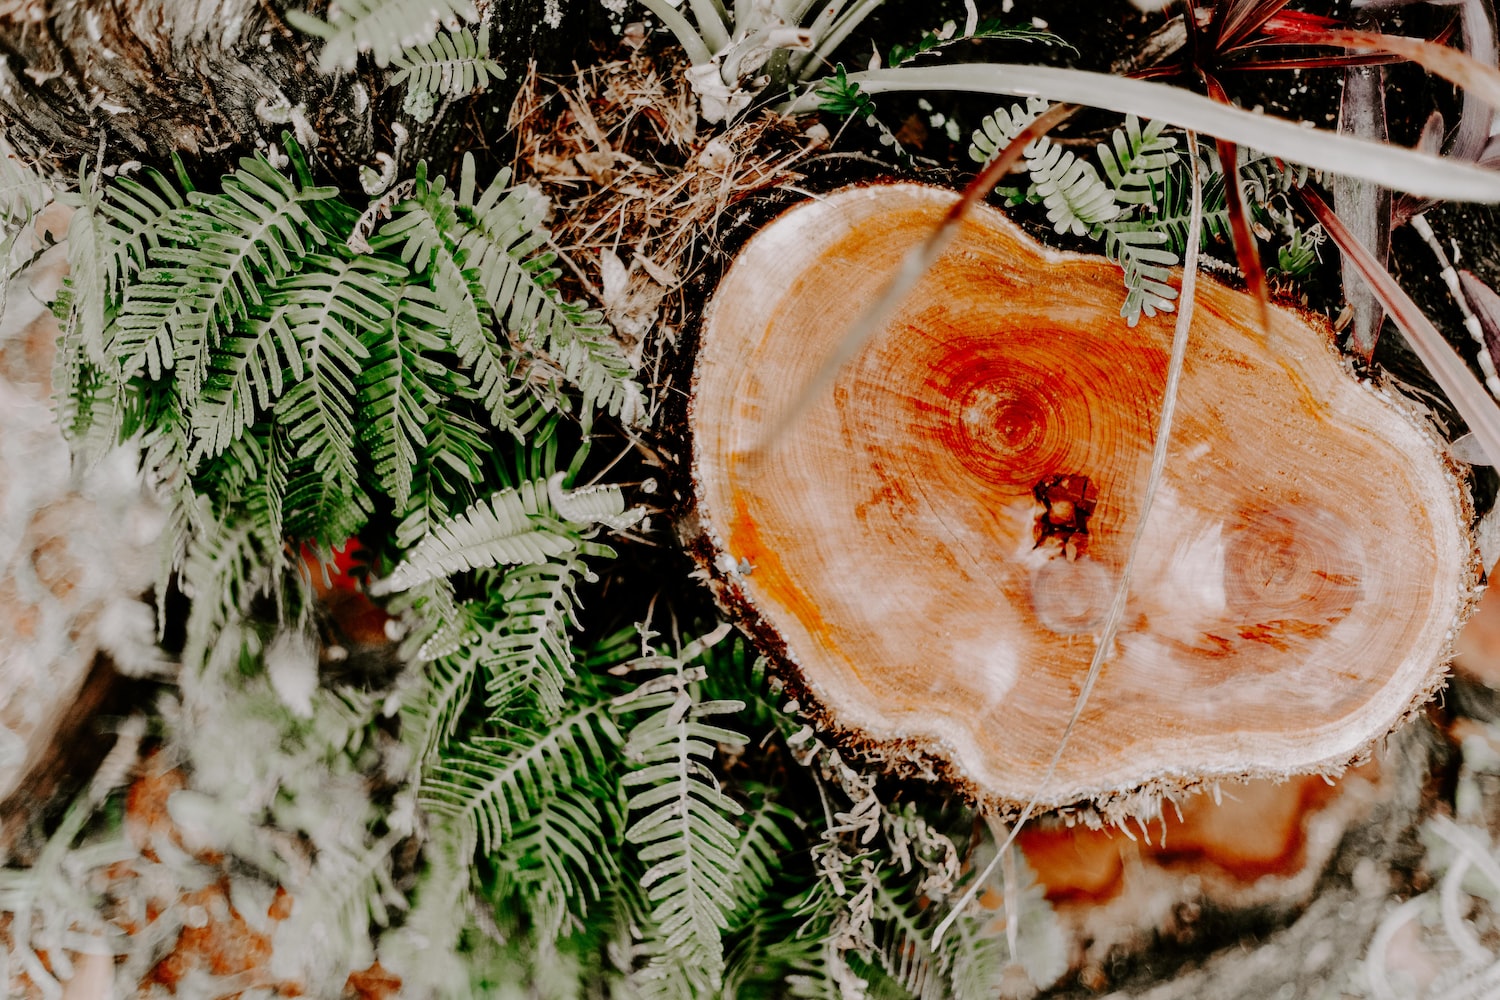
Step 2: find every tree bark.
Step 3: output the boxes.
[0,0,564,179]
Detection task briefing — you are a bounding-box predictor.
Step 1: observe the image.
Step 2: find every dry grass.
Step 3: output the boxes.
[507,38,829,420]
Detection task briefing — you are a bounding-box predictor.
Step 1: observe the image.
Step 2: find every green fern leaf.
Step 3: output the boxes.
[400,619,485,761]
[420,699,622,854]
[96,166,189,299]
[968,96,1051,165]
[501,784,620,939]
[1097,114,1180,206]
[1139,162,1231,254]
[270,254,395,527]
[115,151,336,390]
[180,512,276,669]
[374,476,636,594]
[390,24,505,97]
[454,155,642,421]
[286,0,479,72]
[189,301,303,463]
[483,555,590,719]
[616,647,750,991]
[393,400,491,549]
[282,454,373,547]
[725,796,798,926]
[1026,141,1119,237]
[356,281,450,509]
[1103,225,1180,325]
[373,165,539,434]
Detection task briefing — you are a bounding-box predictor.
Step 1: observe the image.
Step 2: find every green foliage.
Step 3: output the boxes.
[56,137,642,674]
[969,106,1321,325]
[614,628,749,992]
[391,24,505,99]
[286,0,479,72]
[887,18,1076,68]
[0,141,51,317]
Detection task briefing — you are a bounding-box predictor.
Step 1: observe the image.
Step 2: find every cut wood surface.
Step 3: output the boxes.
[690,182,1477,812]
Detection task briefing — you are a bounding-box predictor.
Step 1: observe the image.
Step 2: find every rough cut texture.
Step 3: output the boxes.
[0,0,549,176]
[690,182,1477,812]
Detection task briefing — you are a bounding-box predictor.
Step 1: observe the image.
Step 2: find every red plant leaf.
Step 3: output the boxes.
[1303,187,1500,464]
[1459,269,1500,372]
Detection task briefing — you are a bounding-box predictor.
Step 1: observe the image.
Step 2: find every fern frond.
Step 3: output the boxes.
[373,165,539,433]
[420,700,622,855]
[96,165,188,298]
[286,0,480,72]
[376,821,473,999]
[270,253,395,525]
[1103,225,1180,325]
[115,151,336,390]
[616,649,750,991]
[375,477,635,594]
[180,512,276,670]
[189,301,303,463]
[1026,141,1119,237]
[390,24,505,97]
[726,796,798,926]
[383,577,473,667]
[967,96,1051,165]
[400,621,485,762]
[501,784,621,939]
[1097,114,1179,206]
[482,555,589,719]
[454,155,642,421]
[356,281,450,509]
[394,402,491,548]
[1141,162,1231,253]
[282,453,374,546]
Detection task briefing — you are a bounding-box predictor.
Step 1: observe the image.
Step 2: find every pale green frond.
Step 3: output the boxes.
[400,621,486,762]
[1026,141,1119,237]
[390,24,505,97]
[372,165,540,434]
[725,797,798,926]
[376,822,473,999]
[188,302,303,463]
[180,512,278,671]
[286,0,479,72]
[615,644,750,991]
[1102,224,1179,325]
[375,477,635,594]
[1139,162,1231,254]
[454,155,642,421]
[420,700,622,855]
[115,152,336,390]
[272,832,407,991]
[482,555,589,719]
[355,281,450,509]
[270,254,393,516]
[394,403,491,549]
[1097,114,1179,206]
[967,96,1051,165]
[501,785,621,940]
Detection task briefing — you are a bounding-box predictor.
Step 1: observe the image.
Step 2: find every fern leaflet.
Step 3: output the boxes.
[390,25,505,97]
[1096,114,1180,206]
[286,0,480,73]
[420,699,621,854]
[616,645,750,991]
[1026,141,1119,236]
[374,476,637,594]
